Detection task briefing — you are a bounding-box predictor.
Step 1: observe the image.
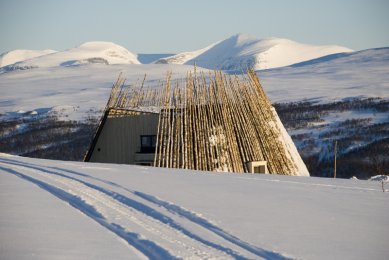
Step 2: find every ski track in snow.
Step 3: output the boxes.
[0,157,290,260]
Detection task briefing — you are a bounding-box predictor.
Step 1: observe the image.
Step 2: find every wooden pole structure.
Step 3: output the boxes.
[107,68,306,176]
[334,140,337,178]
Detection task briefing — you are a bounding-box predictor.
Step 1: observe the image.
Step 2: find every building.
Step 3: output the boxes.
[84,70,310,176]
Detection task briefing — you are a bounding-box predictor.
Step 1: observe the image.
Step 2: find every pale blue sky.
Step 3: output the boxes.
[0,0,388,54]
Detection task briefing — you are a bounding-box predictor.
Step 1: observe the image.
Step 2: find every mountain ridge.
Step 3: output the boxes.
[154,33,353,70]
[1,34,354,71]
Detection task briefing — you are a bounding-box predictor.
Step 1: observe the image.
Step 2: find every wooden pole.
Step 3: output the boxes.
[334,140,337,178]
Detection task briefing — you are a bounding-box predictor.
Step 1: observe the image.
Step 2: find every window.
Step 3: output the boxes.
[140,135,156,153]
[254,165,266,174]
[246,161,268,174]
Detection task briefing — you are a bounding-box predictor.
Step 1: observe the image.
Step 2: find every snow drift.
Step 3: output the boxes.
[154,33,353,70]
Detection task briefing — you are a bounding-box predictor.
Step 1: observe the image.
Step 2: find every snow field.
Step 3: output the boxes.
[1,153,388,259]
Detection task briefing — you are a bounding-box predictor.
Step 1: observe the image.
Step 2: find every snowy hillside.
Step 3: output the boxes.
[154,33,353,70]
[0,64,209,121]
[0,41,139,71]
[1,48,387,121]
[0,49,57,67]
[0,153,388,259]
[259,47,389,103]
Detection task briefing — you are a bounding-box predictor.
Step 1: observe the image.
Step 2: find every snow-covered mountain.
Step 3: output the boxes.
[0,49,57,67]
[1,41,140,71]
[0,35,353,71]
[154,33,353,70]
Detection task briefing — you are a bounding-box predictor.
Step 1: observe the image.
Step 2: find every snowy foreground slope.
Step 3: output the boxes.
[0,153,388,259]
[154,33,352,70]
